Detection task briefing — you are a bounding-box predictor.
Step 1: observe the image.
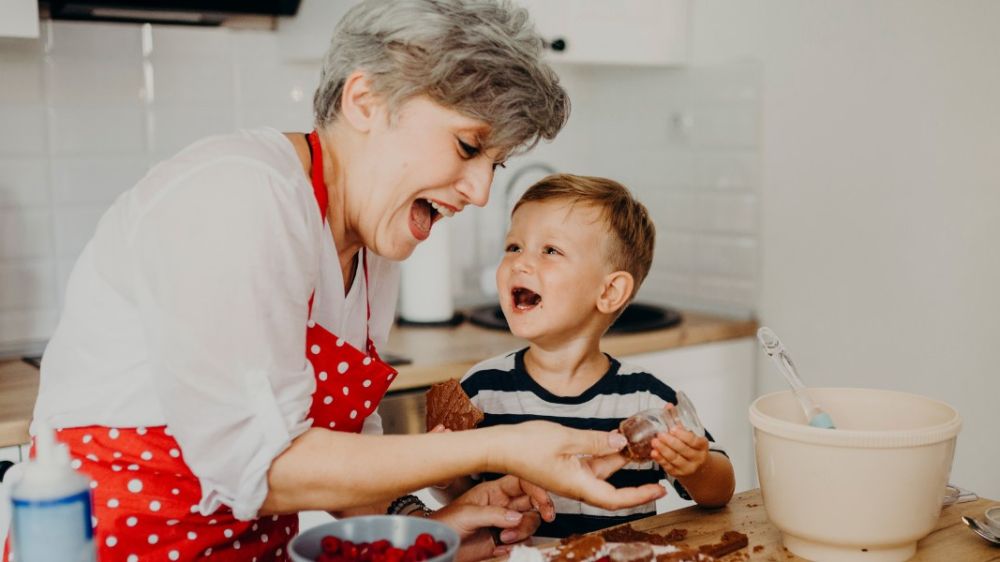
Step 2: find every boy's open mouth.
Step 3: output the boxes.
[512,287,542,310]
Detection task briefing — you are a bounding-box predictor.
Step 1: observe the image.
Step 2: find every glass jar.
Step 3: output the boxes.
[619,391,705,460]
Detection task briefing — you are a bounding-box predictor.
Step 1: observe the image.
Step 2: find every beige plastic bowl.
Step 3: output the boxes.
[749,388,961,562]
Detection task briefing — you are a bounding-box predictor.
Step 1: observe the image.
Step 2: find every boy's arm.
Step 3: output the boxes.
[674,450,735,507]
[651,428,735,508]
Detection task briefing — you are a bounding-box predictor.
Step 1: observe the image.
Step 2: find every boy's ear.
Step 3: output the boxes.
[339,70,383,133]
[597,271,634,315]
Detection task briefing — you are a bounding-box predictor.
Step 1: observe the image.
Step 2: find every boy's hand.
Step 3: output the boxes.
[650,426,710,477]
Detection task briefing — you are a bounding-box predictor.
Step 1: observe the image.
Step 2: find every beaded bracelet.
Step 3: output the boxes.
[386,494,431,517]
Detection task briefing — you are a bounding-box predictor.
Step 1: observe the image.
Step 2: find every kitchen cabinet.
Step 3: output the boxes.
[623,338,756,513]
[277,0,689,66]
[516,0,689,66]
[0,0,40,38]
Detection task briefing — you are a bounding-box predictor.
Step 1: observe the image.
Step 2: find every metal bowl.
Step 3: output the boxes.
[289,515,460,562]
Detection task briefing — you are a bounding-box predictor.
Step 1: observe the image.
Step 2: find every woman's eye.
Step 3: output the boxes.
[458,139,480,158]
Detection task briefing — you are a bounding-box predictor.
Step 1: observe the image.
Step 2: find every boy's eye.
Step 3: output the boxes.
[543,246,560,255]
[458,139,480,158]
[505,244,521,253]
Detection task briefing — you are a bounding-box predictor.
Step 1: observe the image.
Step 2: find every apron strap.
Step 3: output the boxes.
[305,131,374,349]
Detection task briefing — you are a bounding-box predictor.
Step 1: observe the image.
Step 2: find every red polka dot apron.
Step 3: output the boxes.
[3,130,398,562]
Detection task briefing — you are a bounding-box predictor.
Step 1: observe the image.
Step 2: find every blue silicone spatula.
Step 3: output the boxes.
[757,327,836,429]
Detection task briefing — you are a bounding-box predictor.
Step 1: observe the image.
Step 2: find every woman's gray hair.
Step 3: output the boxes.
[313,0,569,156]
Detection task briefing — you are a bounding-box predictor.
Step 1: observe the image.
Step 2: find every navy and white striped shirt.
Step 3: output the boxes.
[461,348,726,538]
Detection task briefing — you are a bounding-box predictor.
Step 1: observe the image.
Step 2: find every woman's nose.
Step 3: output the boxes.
[455,161,493,207]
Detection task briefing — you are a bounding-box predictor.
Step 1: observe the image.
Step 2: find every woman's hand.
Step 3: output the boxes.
[488,421,666,511]
[431,475,553,561]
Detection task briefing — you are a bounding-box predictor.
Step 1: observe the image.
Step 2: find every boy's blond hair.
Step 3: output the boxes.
[512,173,655,300]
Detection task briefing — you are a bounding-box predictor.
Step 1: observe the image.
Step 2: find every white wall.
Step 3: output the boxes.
[691,0,1000,498]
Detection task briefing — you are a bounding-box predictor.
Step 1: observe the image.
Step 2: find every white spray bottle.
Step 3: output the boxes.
[9,422,96,562]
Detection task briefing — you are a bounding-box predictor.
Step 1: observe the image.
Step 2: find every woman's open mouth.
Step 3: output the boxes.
[512,287,542,310]
[409,198,455,241]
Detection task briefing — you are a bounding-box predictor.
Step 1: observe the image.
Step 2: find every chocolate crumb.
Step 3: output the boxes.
[753,545,764,553]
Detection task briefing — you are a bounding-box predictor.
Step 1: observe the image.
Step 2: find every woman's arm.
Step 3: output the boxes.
[261,421,666,515]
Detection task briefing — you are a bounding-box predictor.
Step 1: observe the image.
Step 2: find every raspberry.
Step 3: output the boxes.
[321,536,342,555]
[414,533,436,551]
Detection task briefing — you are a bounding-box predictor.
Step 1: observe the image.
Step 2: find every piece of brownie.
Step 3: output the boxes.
[600,524,688,546]
[425,378,484,431]
[697,531,748,559]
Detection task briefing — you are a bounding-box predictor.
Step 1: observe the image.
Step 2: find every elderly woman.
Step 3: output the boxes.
[13,1,665,560]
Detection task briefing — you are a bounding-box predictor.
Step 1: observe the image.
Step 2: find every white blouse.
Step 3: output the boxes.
[33,128,401,520]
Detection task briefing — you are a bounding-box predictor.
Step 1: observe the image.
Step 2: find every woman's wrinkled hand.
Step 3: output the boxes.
[488,421,666,512]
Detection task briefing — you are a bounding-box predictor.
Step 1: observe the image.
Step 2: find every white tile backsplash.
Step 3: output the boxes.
[148,103,236,159]
[45,21,142,60]
[0,20,762,346]
[52,205,106,258]
[0,158,49,208]
[44,58,145,104]
[0,260,58,309]
[49,104,147,155]
[1,208,52,259]
[149,25,234,60]
[0,307,59,344]
[696,235,757,278]
[49,156,147,205]
[694,152,759,191]
[0,55,44,103]
[150,60,235,104]
[700,192,757,234]
[0,104,48,155]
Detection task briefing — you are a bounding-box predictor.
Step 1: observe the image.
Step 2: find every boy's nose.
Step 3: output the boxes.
[511,253,533,274]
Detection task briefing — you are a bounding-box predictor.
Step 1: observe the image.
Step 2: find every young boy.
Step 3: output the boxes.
[457,174,735,538]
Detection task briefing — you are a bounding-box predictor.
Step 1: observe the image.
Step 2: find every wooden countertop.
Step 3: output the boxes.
[534,489,999,561]
[0,311,756,448]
